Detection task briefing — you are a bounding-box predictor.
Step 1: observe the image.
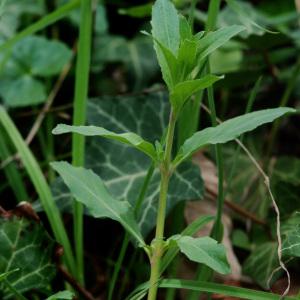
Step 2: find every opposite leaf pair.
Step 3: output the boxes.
[150,0,245,114]
[50,0,296,294]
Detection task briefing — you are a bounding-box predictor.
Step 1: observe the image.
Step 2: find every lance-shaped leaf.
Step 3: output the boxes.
[161,215,214,273]
[52,124,157,161]
[179,15,193,41]
[174,107,295,166]
[143,31,178,89]
[173,236,230,274]
[151,0,180,55]
[176,39,197,81]
[170,75,222,113]
[197,25,245,61]
[51,161,145,246]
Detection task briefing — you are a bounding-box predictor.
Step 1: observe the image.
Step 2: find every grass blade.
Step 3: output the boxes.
[126,279,297,300]
[159,279,297,300]
[71,0,93,284]
[0,131,29,202]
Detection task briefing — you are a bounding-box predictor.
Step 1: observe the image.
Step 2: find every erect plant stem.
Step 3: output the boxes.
[147,111,176,300]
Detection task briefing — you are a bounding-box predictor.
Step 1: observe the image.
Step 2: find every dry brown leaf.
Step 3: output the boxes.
[296,0,300,12]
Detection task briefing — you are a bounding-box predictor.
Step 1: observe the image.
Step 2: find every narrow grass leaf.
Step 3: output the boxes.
[53,124,157,161]
[158,279,297,300]
[225,0,276,35]
[51,161,145,246]
[126,278,297,300]
[0,132,28,202]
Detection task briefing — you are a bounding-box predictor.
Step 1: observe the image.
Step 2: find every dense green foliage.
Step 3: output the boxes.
[0,0,299,299]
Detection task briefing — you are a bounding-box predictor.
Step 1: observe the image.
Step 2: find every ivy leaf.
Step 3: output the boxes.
[51,161,145,247]
[170,75,222,113]
[86,93,204,236]
[46,291,74,300]
[222,145,268,218]
[243,242,280,289]
[174,236,230,274]
[92,35,159,91]
[52,124,157,161]
[42,92,204,237]
[0,215,56,298]
[197,25,245,61]
[174,108,295,166]
[281,212,300,258]
[271,157,300,215]
[0,269,20,282]
[151,0,180,55]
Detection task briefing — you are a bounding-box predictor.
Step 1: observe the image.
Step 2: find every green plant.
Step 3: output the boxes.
[49,0,296,299]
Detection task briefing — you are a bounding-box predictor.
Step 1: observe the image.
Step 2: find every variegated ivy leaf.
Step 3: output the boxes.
[243,213,300,289]
[44,92,204,236]
[92,35,159,91]
[281,212,300,258]
[243,242,280,289]
[0,215,56,298]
